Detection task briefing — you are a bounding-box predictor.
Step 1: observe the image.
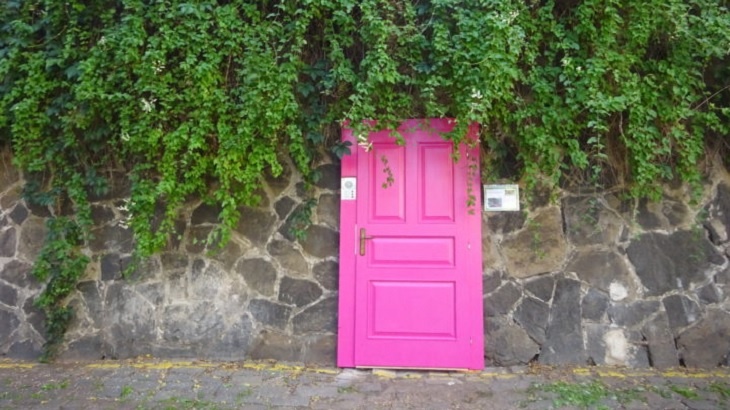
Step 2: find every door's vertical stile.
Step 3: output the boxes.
[337,126,358,367]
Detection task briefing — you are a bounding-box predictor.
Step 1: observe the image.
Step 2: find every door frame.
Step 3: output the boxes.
[337,119,483,369]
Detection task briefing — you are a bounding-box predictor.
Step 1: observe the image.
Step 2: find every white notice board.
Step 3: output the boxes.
[484,184,520,211]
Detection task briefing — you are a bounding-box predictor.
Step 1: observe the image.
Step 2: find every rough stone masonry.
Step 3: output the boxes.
[2,146,730,369]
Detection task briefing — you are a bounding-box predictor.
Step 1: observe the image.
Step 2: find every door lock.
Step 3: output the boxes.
[359,228,373,256]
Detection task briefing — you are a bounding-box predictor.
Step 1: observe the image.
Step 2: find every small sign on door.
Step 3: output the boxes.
[341,177,357,200]
[484,184,520,211]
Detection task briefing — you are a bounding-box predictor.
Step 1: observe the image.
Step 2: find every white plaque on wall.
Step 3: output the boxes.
[341,177,357,200]
[484,184,520,211]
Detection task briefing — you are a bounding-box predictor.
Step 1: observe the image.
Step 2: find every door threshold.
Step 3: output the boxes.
[357,366,469,372]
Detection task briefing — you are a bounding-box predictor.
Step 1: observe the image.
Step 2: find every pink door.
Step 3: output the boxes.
[338,119,484,370]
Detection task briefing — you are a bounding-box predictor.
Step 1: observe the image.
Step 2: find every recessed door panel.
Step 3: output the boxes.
[368,236,455,268]
[419,143,455,223]
[369,281,456,339]
[369,144,405,223]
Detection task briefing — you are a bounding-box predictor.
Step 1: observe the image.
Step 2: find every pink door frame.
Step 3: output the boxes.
[337,119,484,370]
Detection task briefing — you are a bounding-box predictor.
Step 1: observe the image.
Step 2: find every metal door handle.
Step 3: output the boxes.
[359,228,373,256]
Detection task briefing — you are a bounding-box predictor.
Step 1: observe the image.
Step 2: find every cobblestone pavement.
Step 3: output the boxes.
[1,359,729,409]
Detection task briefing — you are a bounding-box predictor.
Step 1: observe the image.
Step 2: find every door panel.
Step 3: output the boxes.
[338,119,483,370]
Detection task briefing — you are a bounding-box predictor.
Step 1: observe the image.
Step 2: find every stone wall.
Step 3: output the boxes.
[2,145,730,368]
[484,173,730,369]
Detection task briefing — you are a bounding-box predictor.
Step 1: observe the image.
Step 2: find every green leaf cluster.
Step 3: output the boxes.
[1,0,729,358]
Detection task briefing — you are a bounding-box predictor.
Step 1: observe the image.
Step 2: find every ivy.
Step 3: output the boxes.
[1,0,729,359]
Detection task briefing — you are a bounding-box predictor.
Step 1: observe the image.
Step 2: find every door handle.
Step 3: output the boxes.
[359,228,373,256]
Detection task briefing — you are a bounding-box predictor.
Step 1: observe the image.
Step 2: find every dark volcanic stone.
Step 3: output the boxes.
[662,294,701,335]
[249,330,300,362]
[642,313,679,369]
[627,231,723,296]
[485,318,539,366]
[566,249,632,294]
[8,204,28,225]
[582,288,609,321]
[0,227,16,257]
[0,309,19,339]
[237,206,277,246]
[317,193,340,228]
[191,203,222,225]
[267,239,308,275]
[608,301,661,327]
[636,198,662,229]
[278,277,323,307]
[90,205,115,225]
[249,299,292,329]
[293,297,338,334]
[313,260,338,291]
[7,339,42,360]
[89,224,133,253]
[300,225,338,258]
[486,211,526,235]
[484,282,521,317]
[314,163,340,190]
[0,283,18,307]
[541,278,585,365]
[3,260,33,288]
[524,275,555,302]
[514,296,550,344]
[274,196,296,219]
[697,283,723,305]
[236,258,277,297]
[677,309,730,367]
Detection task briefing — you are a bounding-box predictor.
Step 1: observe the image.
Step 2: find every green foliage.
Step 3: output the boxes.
[1,0,729,359]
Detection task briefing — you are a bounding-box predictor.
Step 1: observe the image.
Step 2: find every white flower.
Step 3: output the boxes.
[153,60,165,74]
[356,134,372,152]
[98,36,107,46]
[141,98,156,113]
[121,131,130,142]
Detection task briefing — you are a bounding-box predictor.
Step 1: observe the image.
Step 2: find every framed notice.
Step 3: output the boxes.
[484,184,520,211]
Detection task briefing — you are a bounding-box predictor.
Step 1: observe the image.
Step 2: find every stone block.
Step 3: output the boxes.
[63,336,104,360]
[482,270,502,296]
[265,159,292,196]
[486,211,526,235]
[185,225,212,254]
[100,253,129,281]
[162,302,224,344]
[90,204,115,225]
[484,282,521,317]
[249,330,301,362]
[501,207,567,278]
[8,204,28,225]
[300,225,338,258]
[302,334,336,365]
[236,206,277,247]
[160,252,189,271]
[2,260,33,288]
[208,239,243,270]
[314,163,340,190]
[274,196,296,219]
[540,278,585,364]
[191,203,222,225]
[236,258,277,297]
[563,196,623,245]
[293,297,337,334]
[0,227,16,258]
[608,301,661,327]
[18,217,47,260]
[514,296,549,344]
[0,283,18,307]
[23,297,46,337]
[582,288,609,321]
[642,313,679,369]
[484,317,539,366]
[6,339,42,360]
[627,231,723,296]
[524,274,554,302]
[677,309,730,367]
[317,193,339,228]
[249,299,292,329]
[0,308,20,339]
[313,260,338,291]
[267,239,308,276]
[89,224,133,253]
[662,294,701,335]
[278,277,322,307]
[566,250,634,298]
[0,149,20,188]
[697,283,723,304]
[204,315,254,359]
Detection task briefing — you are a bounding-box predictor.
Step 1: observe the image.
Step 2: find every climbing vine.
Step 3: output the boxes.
[1,0,729,359]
